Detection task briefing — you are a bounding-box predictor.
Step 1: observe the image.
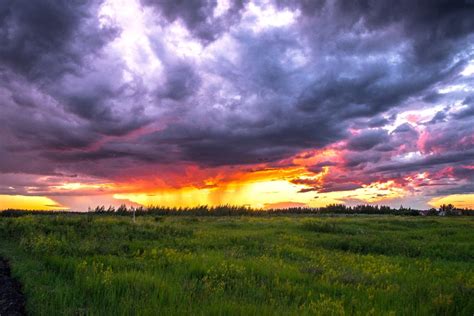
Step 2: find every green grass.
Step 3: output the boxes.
[0,215,473,315]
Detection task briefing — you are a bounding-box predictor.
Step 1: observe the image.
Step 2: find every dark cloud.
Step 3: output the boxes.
[434,183,474,195]
[347,129,389,151]
[137,114,346,166]
[367,116,390,128]
[429,111,447,124]
[313,0,474,63]
[316,183,362,194]
[0,72,98,150]
[344,151,383,168]
[297,65,426,116]
[0,0,472,203]
[0,0,153,147]
[54,64,151,136]
[291,0,474,122]
[0,0,117,80]
[420,120,474,154]
[308,161,338,174]
[157,62,202,101]
[386,123,419,153]
[451,96,474,119]
[374,149,474,173]
[142,0,247,43]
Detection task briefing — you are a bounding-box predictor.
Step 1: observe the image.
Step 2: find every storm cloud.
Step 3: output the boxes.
[0,0,473,207]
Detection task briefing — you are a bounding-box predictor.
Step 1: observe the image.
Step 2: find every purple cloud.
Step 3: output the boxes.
[0,0,473,207]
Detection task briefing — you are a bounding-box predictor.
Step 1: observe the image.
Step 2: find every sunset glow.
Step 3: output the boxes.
[0,195,66,211]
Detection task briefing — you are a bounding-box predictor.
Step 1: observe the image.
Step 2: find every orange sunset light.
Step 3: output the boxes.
[0,195,66,210]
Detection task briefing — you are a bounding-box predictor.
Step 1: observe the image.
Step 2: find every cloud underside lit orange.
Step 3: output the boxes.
[0,172,437,211]
[2,186,472,211]
[1,147,472,211]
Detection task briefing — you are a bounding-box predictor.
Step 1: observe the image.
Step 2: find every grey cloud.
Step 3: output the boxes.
[433,183,474,196]
[316,183,362,193]
[308,161,338,173]
[429,111,447,124]
[451,96,474,119]
[344,151,383,168]
[374,149,474,173]
[0,0,473,200]
[142,0,247,43]
[157,63,202,101]
[347,129,389,151]
[367,116,390,128]
[0,0,117,80]
[421,120,474,154]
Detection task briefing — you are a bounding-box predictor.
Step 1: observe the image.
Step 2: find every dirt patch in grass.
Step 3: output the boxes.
[0,257,26,315]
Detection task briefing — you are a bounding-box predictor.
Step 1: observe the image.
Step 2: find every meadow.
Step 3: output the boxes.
[0,214,473,315]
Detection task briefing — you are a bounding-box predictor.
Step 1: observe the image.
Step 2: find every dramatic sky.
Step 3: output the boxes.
[0,0,473,210]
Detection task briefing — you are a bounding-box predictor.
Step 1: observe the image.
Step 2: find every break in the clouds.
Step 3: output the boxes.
[0,0,473,210]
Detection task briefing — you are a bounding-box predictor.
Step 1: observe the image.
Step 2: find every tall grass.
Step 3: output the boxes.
[0,215,473,315]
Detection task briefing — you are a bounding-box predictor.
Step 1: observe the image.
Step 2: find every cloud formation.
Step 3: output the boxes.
[0,0,473,209]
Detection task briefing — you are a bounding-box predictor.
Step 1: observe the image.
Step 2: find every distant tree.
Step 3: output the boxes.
[461,208,474,216]
[439,204,456,215]
[439,204,453,212]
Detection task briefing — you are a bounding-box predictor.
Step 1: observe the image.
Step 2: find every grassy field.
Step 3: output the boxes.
[0,214,473,315]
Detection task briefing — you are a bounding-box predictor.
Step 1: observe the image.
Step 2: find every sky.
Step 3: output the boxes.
[0,0,473,211]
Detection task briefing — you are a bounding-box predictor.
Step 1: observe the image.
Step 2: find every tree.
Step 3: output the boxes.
[439,204,456,215]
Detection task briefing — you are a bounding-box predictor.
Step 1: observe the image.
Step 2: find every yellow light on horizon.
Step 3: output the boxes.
[114,179,343,208]
[429,194,474,209]
[0,195,66,210]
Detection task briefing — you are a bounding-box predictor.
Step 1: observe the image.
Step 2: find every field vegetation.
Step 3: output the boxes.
[0,212,473,315]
